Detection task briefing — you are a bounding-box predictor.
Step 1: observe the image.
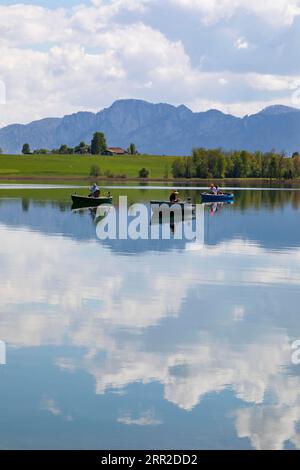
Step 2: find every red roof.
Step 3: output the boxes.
[107,147,126,154]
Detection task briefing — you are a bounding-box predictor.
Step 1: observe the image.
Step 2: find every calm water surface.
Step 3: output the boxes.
[0,186,300,450]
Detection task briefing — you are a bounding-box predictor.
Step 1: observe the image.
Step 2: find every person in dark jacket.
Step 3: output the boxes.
[169,190,179,203]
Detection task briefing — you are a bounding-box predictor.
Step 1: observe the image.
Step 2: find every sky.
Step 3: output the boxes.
[1,0,300,126]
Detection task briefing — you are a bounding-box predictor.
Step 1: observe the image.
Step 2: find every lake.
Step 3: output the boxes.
[0,185,300,450]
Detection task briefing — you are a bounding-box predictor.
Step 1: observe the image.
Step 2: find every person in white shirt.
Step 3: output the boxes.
[89,183,100,198]
[209,184,217,195]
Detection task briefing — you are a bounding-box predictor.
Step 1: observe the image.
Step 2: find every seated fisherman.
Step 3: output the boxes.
[209,184,217,195]
[89,183,100,198]
[169,190,179,203]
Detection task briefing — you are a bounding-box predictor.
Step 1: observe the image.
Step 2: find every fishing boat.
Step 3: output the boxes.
[201,193,234,203]
[71,194,113,208]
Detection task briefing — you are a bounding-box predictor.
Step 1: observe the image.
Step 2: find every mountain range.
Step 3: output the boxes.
[1,99,300,155]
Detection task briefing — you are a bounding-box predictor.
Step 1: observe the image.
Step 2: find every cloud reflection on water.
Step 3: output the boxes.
[0,199,300,449]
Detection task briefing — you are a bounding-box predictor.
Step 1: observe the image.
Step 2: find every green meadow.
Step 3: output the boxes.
[0,154,177,179]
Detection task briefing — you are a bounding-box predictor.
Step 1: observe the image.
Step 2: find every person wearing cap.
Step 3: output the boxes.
[169,190,179,203]
[215,184,223,195]
[89,183,100,198]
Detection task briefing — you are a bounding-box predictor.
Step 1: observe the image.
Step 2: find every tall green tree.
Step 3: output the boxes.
[292,154,300,177]
[184,157,194,178]
[58,144,73,154]
[128,143,137,155]
[91,132,107,155]
[22,143,31,155]
[282,158,295,179]
[74,141,90,154]
[240,150,251,177]
[172,158,185,178]
[268,155,280,179]
[192,148,209,178]
[231,152,245,177]
[208,149,226,178]
[250,152,263,177]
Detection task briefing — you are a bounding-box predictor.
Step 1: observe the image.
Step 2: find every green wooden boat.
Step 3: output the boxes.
[71,194,113,208]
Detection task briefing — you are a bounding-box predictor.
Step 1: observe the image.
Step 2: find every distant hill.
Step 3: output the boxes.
[1,99,300,155]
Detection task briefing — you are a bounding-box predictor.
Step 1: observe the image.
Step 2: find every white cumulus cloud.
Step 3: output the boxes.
[169,0,300,25]
[0,0,300,125]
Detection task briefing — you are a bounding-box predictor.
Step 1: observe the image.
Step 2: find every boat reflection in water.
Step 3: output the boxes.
[150,201,197,237]
[72,204,112,226]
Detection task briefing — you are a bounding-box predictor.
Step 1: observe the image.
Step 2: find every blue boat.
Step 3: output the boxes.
[201,192,234,203]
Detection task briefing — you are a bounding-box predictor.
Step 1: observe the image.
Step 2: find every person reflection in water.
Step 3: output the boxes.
[210,202,223,216]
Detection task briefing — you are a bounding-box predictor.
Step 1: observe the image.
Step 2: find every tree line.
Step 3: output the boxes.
[172,148,300,180]
[21,133,137,155]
